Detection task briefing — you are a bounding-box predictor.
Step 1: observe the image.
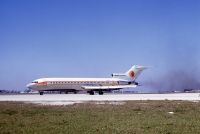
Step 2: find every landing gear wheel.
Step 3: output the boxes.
[39,92,44,95]
[74,91,77,94]
[88,91,94,95]
[99,91,104,95]
[65,91,68,94]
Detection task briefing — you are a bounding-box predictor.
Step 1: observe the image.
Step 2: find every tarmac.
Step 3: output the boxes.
[0,93,200,105]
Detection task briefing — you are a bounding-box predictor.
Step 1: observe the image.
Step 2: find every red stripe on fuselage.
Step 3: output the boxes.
[37,81,47,86]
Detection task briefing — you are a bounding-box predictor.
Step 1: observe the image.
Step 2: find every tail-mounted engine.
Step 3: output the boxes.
[111,73,126,77]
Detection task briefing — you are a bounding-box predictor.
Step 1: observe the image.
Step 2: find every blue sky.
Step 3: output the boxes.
[1,0,200,91]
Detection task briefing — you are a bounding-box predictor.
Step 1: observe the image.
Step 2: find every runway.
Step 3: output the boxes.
[0,93,200,105]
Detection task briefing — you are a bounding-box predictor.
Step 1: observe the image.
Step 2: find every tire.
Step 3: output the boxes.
[89,91,94,95]
[39,92,44,95]
[99,91,104,95]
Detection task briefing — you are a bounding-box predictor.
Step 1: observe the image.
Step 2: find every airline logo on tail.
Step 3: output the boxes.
[128,71,135,78]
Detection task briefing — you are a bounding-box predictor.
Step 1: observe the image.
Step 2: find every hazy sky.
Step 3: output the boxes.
[1,0,200,91]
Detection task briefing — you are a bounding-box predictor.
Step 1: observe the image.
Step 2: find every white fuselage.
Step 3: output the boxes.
[27,77,130,91]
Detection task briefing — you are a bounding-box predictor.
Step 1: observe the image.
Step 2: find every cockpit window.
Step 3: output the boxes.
[32,81,38,83]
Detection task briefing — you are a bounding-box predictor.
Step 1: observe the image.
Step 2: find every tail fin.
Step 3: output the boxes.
[125,65,147,81]
[112,65,147,81]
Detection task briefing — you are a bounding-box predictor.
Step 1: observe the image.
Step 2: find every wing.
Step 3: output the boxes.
[81,85,137,90]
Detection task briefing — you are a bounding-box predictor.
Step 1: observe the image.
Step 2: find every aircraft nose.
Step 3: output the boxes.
[26,83,34,89]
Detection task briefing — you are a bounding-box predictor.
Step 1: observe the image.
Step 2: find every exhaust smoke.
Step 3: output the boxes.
[144,44,200,92]
[144,69,200,92]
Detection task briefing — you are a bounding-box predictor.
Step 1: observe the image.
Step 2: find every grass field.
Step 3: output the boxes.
[1,101,200,134]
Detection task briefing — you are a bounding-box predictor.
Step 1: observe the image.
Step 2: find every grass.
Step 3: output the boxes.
[1,101,200,134]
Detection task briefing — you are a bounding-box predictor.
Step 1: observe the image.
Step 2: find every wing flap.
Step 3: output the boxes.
[81,85,137,90]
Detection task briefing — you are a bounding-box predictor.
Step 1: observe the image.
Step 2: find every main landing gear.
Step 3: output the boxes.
[39,91,44,95]
[87,90,104,95]
[99,90,104,95]
[88,90,94,95]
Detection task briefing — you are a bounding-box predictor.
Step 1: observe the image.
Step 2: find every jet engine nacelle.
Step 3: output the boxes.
[111,73,126,77]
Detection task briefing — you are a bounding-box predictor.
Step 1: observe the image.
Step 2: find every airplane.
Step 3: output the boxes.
[26,65,147,95]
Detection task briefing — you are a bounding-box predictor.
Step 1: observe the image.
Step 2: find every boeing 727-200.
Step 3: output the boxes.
[27,65,147,95]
